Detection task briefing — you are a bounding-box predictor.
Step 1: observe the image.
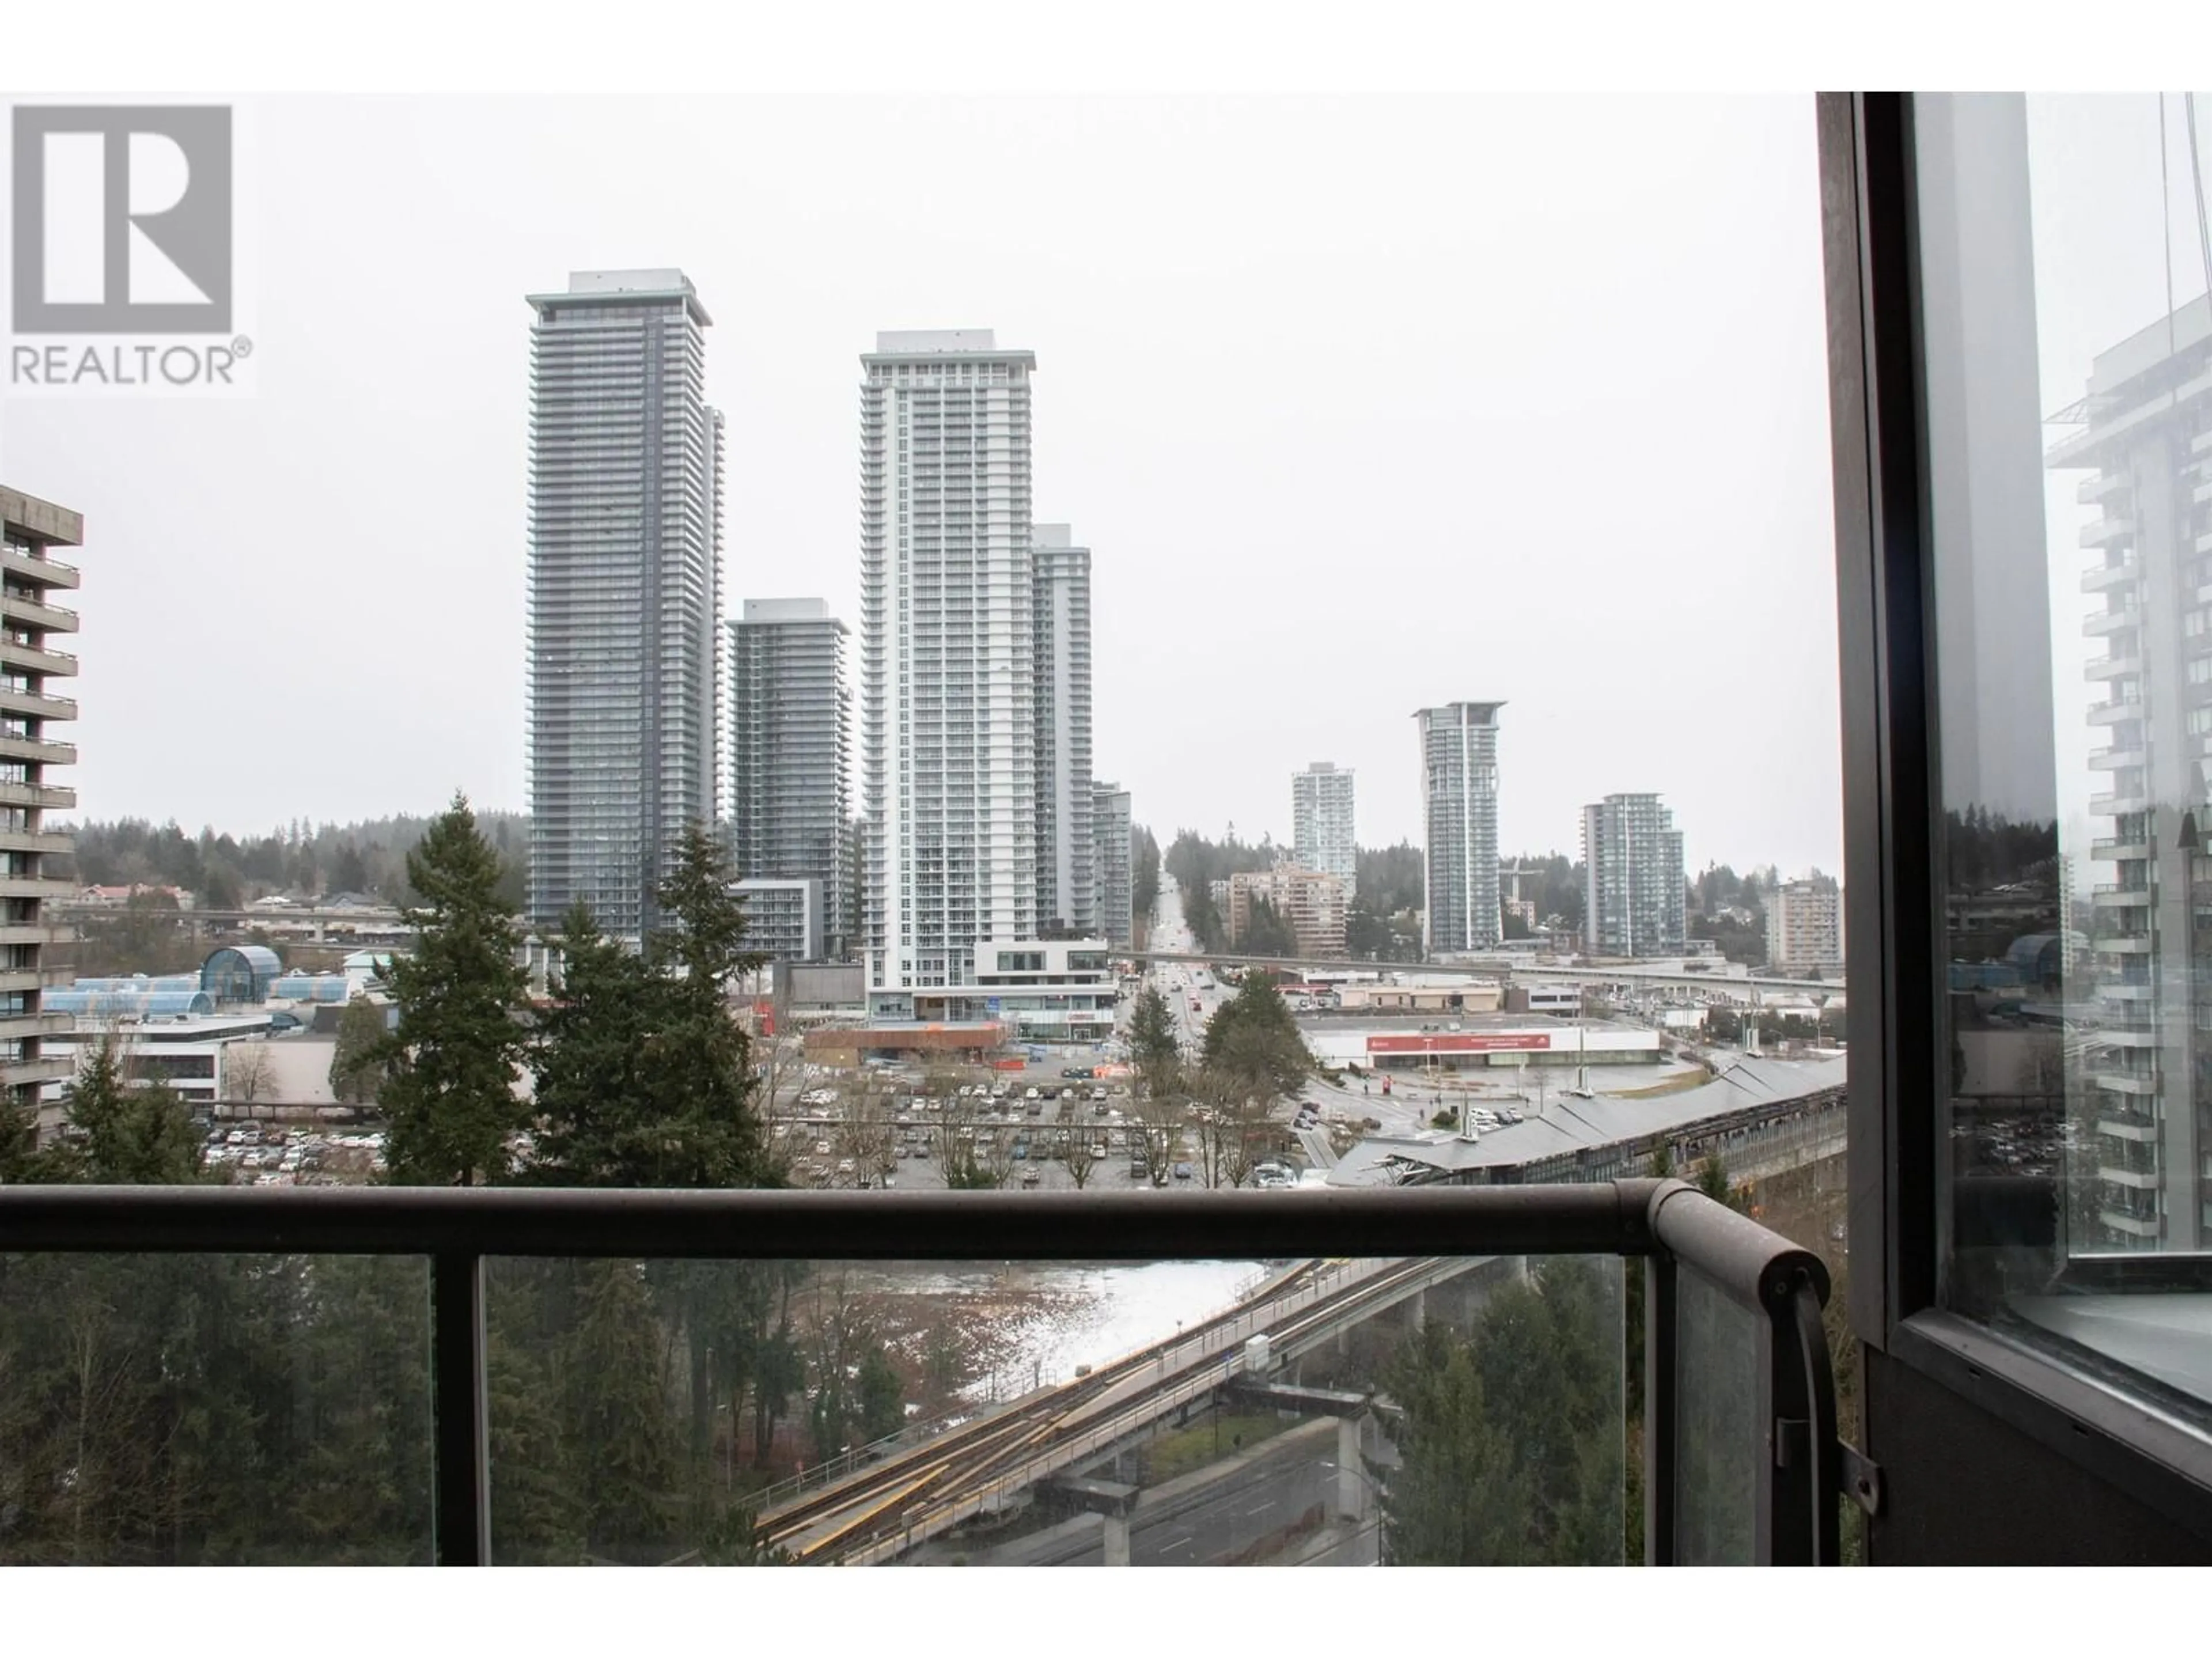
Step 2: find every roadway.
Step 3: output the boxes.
[1146,876,1229,1058]
[974,1419,1345,1566]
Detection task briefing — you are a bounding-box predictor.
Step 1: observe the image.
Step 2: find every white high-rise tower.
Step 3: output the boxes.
[859,331,1038,989]
[1293,762,1357,899]
[1417,702,1503,954]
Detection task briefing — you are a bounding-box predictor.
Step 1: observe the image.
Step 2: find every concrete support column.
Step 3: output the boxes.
[1336,1413,1366,1521]
[1407,1287,1427,1332]
[1102,1510,1131,1567]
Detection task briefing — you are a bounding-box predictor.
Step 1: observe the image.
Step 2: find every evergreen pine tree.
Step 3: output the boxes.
[374,793,528,1186]
[1200,972,1310,1104]
[54,1032,204,1185]
[634,821,771,1188]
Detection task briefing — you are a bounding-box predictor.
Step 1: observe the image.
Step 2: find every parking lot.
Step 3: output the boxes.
[199,1121,386,1183]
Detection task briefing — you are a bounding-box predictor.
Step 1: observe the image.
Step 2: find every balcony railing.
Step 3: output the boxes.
[0,1180,1842,1568]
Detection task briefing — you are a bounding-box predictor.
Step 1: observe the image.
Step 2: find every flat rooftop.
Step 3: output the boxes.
[865,328,1035,366]
[1,486,83,547]
[529,268,711,326]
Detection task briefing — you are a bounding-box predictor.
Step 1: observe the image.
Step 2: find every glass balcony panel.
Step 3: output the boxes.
[0,1252,433,1565]
[1673,1264,1760,1565]
[483,1253,1624,1567]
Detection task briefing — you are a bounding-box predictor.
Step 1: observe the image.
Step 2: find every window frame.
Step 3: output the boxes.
[1823,90,2212,1541]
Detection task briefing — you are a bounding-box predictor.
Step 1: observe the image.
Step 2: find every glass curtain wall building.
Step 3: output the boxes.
[525,269,724,942]
[724,599,851,960]
[1581,792,1687,957]
[1416,702,1503,954]
[860,331,1039,990]
[1032,525,1094,937]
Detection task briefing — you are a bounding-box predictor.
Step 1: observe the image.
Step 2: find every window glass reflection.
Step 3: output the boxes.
[1923,92,2212,1419]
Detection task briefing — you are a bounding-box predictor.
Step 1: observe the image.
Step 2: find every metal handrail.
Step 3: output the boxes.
[0,1179,1839,1567]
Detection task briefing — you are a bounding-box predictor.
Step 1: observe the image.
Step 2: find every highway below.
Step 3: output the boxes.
[971,1419,1349,1566]
[1148,876,1228,1057]
[757,1253,1452,1562]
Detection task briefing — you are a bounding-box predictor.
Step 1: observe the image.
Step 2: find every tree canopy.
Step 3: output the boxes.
[374,793,529,1186]
[1199,972,1310,1105]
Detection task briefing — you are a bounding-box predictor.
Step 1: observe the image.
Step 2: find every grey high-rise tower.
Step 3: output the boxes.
[1093,781,1133,949]
[526,269,723,941]
[725,599,851,959]
[1416,702,1503,953]
[1581,792,1686,957]
[860,331,1037,990]
[1033,525,1094,935]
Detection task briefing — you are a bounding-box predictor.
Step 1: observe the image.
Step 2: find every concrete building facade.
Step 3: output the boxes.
[1417,702,1503,953]
[1032,526,1094,936]
[526,270,723,941]
[1092,781,1134,948]
[1228,866,1349,957]
[725,598,851,958]
[0,487,81,1113]
[860,330,1038,991]
[1581,792,1687,957]
[1292,762,1357,899]
[1766,878,1844,975]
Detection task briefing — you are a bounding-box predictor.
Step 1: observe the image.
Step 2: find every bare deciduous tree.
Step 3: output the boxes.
[226,1041,274,1108]
[931,1091,998,1189]
[1059,1121,1101,1190]
[1132,1093,1184,1187]
[834,1081,896,1188]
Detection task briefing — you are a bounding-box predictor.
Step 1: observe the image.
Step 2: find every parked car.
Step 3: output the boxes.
[1172,1161,1195,1181]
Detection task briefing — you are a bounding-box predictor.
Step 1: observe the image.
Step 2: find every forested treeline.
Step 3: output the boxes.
[56,812,529,911]
[0,798,892,1566]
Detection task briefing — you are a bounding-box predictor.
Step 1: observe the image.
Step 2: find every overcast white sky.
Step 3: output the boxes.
[0,94,1846,873]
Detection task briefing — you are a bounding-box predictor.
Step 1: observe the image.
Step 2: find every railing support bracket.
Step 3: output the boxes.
[1840,1442,1883,1518]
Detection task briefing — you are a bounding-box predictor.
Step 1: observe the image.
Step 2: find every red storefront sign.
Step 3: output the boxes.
[1366,1032,1553,1055]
